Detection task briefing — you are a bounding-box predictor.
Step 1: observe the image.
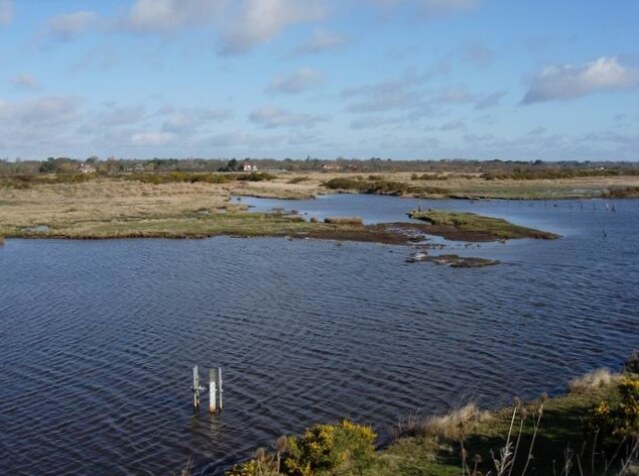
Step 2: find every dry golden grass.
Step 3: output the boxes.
[1,172,637,240]
[420,403,492,439]
[568,368,620,393]
[0,179,232,231]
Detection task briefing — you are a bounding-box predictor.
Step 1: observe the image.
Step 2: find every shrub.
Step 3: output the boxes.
[283,420,376,476]
[618,377,639,436]
[322,177,366,190]
[591,376,639,438]
[237,172,276,182]
[287,176,310,184]
[323,177,449,197]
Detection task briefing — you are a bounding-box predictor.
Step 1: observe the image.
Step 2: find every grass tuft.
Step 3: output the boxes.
[568,368,620,393]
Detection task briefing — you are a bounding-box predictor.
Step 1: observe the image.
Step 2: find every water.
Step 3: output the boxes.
[1,195,637,475]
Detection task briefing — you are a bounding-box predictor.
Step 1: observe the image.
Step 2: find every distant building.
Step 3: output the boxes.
[240,163,258,172]
[321,164,342,171]
[79,163,97,174]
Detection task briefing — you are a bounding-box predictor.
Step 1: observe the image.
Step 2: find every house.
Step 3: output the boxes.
[79,163,97,174]
[240,163,258,172]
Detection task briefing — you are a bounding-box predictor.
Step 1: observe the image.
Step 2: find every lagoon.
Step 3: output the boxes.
[0,195,637,475]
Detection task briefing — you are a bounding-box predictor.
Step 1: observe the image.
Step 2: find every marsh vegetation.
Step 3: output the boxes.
[407,209,560,241]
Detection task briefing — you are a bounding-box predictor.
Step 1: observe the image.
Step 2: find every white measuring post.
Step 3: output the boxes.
[209,368,217,414]
[217,367,223,413]
[192,365,201,412]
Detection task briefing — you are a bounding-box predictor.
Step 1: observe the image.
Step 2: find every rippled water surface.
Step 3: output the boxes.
[1,195,638,475]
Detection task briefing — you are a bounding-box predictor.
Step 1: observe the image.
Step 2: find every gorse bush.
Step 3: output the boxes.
[226,420,376,476]
[284,420,376,476]
[591,376,639,438]
[619,377,639,436]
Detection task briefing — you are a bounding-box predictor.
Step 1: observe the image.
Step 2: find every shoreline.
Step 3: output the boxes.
[223,364,637,476]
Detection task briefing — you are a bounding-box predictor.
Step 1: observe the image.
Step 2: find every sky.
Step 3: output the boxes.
[0,0,638,161]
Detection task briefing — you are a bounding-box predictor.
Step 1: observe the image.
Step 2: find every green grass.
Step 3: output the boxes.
[0,212,324,240]
[408,209,560,240]
[375,384,622,476]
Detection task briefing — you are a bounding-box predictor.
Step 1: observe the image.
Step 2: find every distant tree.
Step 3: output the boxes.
[39,157,58,173]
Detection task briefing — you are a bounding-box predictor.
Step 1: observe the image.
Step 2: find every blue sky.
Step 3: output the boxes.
[0,0,637,161]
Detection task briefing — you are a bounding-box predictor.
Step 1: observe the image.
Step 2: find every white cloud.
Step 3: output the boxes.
[122,0,324,55]
[249,106,328,128]
[46,11,98,41]
[11,74,38,90]
[124,0,227,33]
[290,29,349,56]
[523,57,639,104]
[0,0,13,26]
[131,131,176,146]
[268,67,325,94]
[219,0,325,55]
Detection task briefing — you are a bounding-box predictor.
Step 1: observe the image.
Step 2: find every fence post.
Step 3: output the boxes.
[192,366,200,412]
[209,368,217,414]
[217,367,223,413]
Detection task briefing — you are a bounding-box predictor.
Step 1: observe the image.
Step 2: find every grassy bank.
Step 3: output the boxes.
[0,173,631,245]
[0,208,441,246]
[408,209,560,241]
[225,365,639,476]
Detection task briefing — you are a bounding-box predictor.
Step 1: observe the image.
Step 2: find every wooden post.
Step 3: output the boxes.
[209,368,217,414]
[193,366,200,412]
[217,367,223,413]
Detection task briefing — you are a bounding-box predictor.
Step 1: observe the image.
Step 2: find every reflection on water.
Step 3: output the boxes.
[0,196,637,475]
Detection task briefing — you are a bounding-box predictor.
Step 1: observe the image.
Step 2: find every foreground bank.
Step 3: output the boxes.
[224,357,639,476]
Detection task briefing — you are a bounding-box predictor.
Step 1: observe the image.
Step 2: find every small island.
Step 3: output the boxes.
[408,252,500,268]
[407,209,560,242]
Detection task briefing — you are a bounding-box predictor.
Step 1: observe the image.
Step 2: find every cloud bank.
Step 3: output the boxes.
[524,57,639,104]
